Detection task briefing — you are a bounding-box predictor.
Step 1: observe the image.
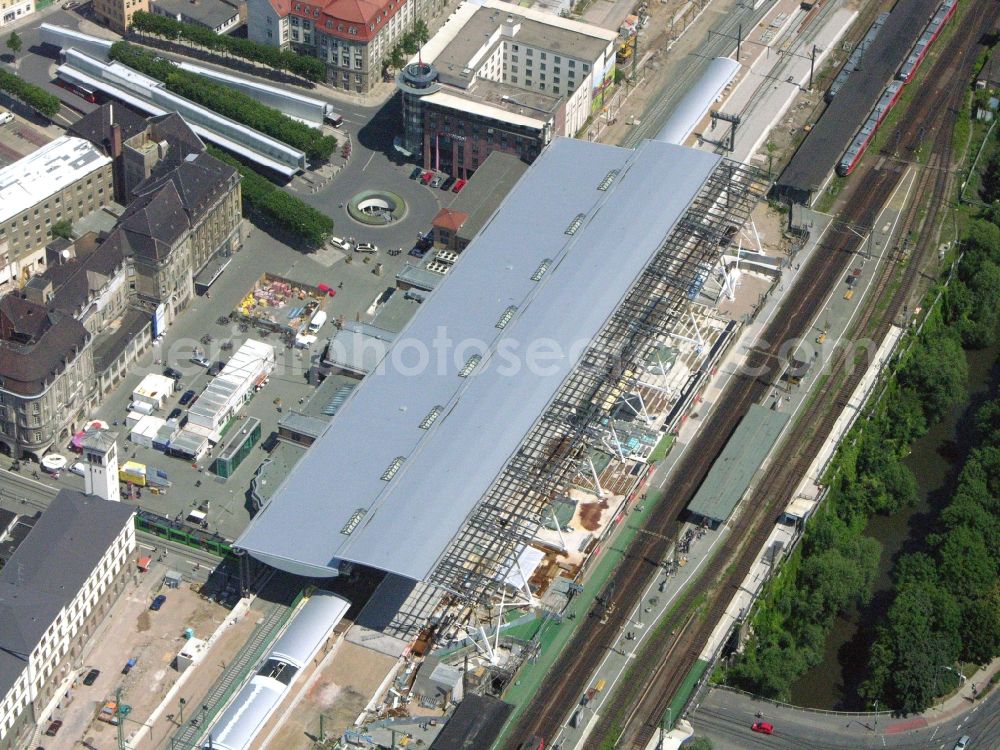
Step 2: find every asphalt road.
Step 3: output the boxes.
[689,686,1000,750]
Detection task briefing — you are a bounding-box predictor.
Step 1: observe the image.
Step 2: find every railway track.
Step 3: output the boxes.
[603,4,982,748]
[502,1,987,747]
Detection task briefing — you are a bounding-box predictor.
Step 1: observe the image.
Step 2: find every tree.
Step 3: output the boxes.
[413,19,430,45]
[51,219,73,240]
[401,31,419,56]
[6,31,21,58]
[959,590,1000,664]
[937,526,994,603]
[687,738,714,750]
[388,44,406,71]
[109,43,335,160]
[896,331,968,427]
[0,70,60,118]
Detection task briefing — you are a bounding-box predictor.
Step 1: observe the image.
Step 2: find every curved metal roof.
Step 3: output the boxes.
[200,675,284,750]
[654,57,741,145]
[270,590,350,669]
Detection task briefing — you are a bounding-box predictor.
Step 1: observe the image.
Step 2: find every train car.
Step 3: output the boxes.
[836,80,904,176]
[826,12,889,102]
[896,0,957,82]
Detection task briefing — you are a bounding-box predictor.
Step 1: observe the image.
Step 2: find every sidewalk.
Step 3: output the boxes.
[910,657,1000,732]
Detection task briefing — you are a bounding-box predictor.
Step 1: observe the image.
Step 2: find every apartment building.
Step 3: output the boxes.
[397,0,617,176]
[0,0,33,28]
[0,106,243,459]
[247,0,431,93]
[0,137,113,294]
[93,0,149,33]
[0,295,93,460]
[0,490,135,750]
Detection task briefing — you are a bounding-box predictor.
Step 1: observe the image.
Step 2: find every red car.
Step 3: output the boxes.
[420,170,434,184]
[452,178,467,193]
[751,721,774,735]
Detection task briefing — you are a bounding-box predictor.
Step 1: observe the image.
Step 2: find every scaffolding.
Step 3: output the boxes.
[382,159,768,639]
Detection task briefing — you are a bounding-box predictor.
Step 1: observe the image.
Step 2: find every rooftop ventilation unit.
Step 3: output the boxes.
[458,354,482,378]
[381,456,406,481]
[597,169,619,191]
[496,305,517,329]
[565,214,586,235]
[531,258,552,281]
[419,405,444,429]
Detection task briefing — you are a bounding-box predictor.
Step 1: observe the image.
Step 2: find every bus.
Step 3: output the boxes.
[56,78,99,103]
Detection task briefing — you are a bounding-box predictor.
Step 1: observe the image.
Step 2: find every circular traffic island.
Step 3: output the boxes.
[347,190,408,226]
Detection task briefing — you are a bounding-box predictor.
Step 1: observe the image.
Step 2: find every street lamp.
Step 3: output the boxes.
[178,697,186,725]
[872,699,878,732]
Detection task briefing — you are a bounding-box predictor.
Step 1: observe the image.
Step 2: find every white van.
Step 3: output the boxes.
[128,400,155,416]
[0,110,13,126]
[307,310,327,334]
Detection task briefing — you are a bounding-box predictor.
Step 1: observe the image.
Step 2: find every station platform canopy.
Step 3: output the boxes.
[686,404,790,526]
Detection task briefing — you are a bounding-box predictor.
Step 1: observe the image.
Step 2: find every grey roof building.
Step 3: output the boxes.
[0,490,136,748]
[237,134,766,638]
[150,0,242,33]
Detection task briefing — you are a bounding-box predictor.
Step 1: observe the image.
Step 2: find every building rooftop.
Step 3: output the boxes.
[0,295,91,397]
[0,490,134,701]
[236,137,721,581]
[428,694,513,750]
[449,151,528,239]
[686,404,790,524]
[0,137,111,225]
[69,101,149,154]
[152,0,241,28]
[426,0,615,84]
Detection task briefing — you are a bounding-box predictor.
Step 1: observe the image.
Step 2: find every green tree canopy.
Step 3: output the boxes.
[6,31,21,57]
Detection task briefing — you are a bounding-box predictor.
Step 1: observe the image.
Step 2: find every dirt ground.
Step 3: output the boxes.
[41,559,241,750]
[254,639,399,750]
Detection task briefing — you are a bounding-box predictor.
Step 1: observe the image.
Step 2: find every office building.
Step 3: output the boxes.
[0,137,113,293]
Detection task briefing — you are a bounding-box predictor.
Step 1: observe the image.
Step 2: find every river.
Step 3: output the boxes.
[788,341,1000,710]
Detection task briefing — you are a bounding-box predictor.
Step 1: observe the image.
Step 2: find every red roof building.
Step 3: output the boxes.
[247,0,432,92]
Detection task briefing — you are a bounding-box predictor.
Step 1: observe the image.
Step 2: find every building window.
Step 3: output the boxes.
[583,63,590,72]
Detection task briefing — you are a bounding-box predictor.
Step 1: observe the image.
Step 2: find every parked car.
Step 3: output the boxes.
[44,720,63,736]
[429,175,444,188]
[190,353,211,368]
[167,407,183,421]
[441,175,456,190]
[421,170,434,184]
[149,594,167,611]
[415,234,433,251]
[329,236,352,252]
[751,721,774,735]
[954,737,970,750]
[163,367,183,381]
[82,668,100,686]
[356,242,378,254]
[179,390,197,406]
[69,462,86,477]
[409,166,423,179]
[452,178,467,193]
[208,361,225,377]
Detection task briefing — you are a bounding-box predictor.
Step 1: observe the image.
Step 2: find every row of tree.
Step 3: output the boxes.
[129,11,326,82]
[383,21,430,74]
[722,247,976,707]
[0,68,60,118]
[858,221,1000,713]
[109,43,335,161]
[208,147,332,247]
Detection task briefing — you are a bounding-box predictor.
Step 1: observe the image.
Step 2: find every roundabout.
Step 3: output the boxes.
[347,190,408,226]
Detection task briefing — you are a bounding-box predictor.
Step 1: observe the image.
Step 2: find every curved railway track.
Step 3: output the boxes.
[502,1,989,746]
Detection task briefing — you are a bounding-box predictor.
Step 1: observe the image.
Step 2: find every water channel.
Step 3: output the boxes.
[789,341,1000,709]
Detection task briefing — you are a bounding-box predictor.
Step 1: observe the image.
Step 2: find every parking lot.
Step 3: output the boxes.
[39,557,249,750]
